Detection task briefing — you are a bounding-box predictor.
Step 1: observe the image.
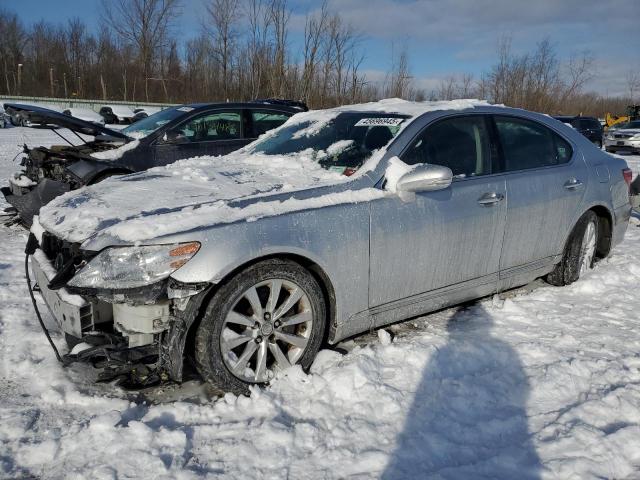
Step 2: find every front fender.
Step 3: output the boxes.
[66,160,113,184]
[168,202,372,335]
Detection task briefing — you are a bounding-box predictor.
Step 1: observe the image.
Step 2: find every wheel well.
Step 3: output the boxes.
[590,205,613,258]
[183,253,337,360]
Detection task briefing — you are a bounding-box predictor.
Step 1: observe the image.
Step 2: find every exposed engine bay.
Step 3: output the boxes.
[20,141,120,187]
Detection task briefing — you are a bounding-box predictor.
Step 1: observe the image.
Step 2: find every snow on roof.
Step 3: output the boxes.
[37,98,492,244]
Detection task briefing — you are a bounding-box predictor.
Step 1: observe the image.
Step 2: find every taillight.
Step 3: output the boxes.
[623,168,633,187]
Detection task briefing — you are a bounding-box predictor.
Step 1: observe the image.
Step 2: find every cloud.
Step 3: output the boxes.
[290,0,639,96]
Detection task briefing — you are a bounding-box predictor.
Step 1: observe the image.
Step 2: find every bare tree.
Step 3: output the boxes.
[204,0,239,99]
[102,0,181,101]
[387,43,412,99]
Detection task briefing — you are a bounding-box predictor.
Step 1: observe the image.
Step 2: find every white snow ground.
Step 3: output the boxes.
[1,127,640,479]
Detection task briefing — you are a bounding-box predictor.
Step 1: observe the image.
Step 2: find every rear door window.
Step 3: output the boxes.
[494,116,573,171]
[249,110,291,138]
[402,115,493,178]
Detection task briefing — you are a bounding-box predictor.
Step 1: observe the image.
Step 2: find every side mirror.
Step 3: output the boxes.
[396,164,453,193]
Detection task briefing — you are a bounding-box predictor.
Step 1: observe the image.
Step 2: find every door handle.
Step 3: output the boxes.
[564,178,583,190]
[477,192,504,206]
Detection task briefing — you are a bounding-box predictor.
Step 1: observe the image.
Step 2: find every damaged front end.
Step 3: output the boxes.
[2,142,122,226]
[28,228,211,388]
[2,102,132,226]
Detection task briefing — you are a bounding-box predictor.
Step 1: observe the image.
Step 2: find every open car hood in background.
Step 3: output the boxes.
[3,103,131,141]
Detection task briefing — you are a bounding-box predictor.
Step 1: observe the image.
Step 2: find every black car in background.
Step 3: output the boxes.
[2,100,307,225]
[553,115,604,147]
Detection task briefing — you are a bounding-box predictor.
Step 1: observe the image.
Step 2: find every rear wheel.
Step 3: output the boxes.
[546,210,598,286]
[194,259,326,395]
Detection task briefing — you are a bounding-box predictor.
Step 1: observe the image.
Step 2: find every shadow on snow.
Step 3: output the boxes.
[382,304,541,479]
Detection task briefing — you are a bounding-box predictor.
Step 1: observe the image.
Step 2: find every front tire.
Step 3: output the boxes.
[194,259,326,395]
[546,211,598,286]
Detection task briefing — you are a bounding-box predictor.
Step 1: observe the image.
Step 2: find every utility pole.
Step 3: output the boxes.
[17,63,22,95]
[63,73,68,98]
[49,68,54,97]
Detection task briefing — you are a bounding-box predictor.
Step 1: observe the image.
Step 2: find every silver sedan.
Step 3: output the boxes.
[30,100,632,394]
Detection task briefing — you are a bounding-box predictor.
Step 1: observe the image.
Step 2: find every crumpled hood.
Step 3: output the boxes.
[37,151,349,245]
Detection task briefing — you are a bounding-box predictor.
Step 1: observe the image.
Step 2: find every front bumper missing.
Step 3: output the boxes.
[31,248,98,337]
[30,249,163,385]
[29,246,211,386]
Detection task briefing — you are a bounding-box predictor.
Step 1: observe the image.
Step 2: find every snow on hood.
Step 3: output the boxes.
[38,150,351,244]
[38,98,490,245]
[90,140,139,160]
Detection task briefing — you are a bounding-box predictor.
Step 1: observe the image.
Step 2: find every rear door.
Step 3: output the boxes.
[369,114,506,309]
[494,115,587,275]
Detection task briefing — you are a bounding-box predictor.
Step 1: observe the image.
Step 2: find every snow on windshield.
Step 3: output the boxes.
[251,113,408,176]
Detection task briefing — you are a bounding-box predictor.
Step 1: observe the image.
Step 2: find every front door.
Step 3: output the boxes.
[369,114,506,309]
[153,109,245,165]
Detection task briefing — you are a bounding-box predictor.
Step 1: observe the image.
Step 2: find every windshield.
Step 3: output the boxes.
[122,106,187,138]
[251,112,408,174]
[613,121,640,129]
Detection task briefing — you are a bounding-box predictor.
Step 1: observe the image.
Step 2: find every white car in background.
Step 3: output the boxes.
[605,120,640,154]
[62,107,105,126]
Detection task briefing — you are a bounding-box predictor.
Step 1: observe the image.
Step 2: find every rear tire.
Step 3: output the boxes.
[194,259,326,395]
[546,210,598,286]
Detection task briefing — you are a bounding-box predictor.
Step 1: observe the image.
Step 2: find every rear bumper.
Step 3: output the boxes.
[612,203,632,249]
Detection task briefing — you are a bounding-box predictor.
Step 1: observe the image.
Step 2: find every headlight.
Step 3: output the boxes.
[68,242,200,290]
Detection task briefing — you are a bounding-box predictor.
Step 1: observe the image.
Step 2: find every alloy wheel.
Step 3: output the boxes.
[220,278,313,383]
[579,220,597,275]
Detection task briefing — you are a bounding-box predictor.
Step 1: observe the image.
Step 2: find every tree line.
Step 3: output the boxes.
[0,0,636,117]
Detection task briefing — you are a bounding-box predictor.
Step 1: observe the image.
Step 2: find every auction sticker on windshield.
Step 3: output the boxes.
[354,117,404,127]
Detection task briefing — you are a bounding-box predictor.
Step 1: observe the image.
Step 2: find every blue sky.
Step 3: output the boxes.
[6,0,640,97]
